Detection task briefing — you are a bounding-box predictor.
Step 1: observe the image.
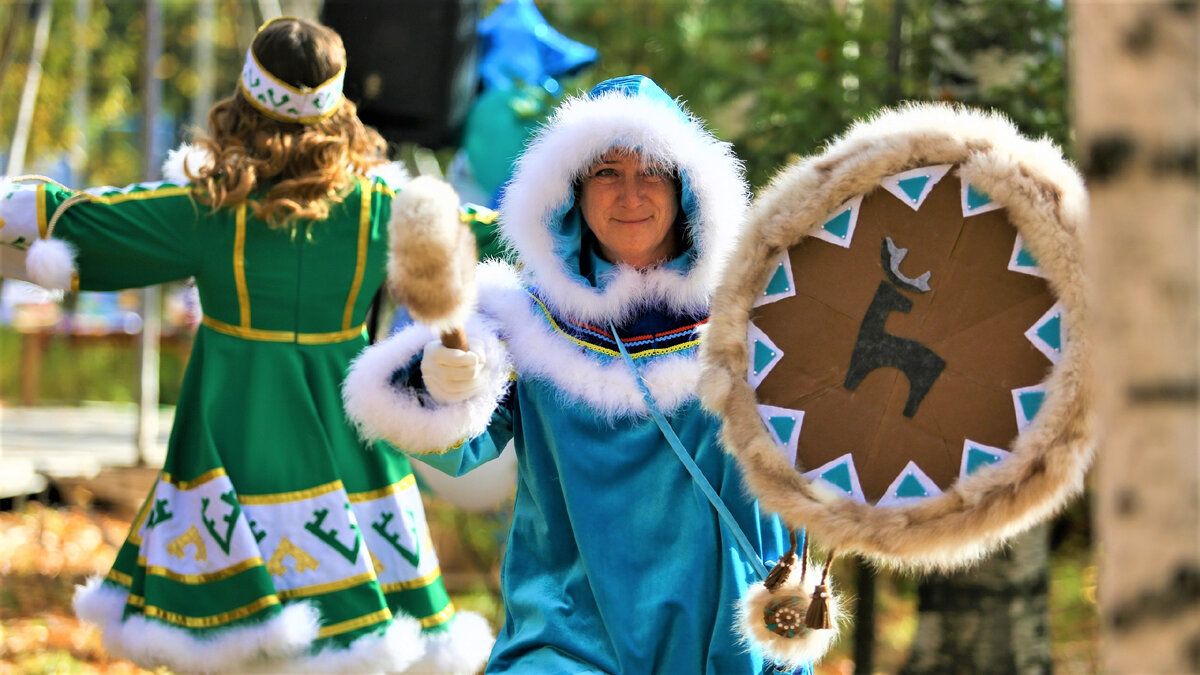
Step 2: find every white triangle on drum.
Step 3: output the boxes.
[1012,383,1048,433]
[753,249,797,308]
[961,180,1004,217]
[876,461,942,506]
[1008,233,1045,277]
[880,164,952,211]
[746,322,784,389]
[811,194,863,248]
[1024,302,1066,364]
[958,439,1011,479]
[801,453,866,503]
[756,404,804,466]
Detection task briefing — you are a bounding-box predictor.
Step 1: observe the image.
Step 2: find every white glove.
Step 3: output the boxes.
[421,339,487,404]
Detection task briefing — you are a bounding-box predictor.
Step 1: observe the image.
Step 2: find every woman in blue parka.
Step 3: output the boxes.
[345,75,801,673]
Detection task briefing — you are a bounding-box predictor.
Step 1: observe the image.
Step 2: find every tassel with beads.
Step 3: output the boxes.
[803,548,837,629]
[736,532,839,668]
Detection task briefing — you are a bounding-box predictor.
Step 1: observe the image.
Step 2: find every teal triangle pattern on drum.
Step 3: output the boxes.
[961,180,1004,217]
[768,416,796,446]
[1012,384,1047,432]
[823,210,852,239]
[801,453,866,503]
[1008,233,1044,277]
[1025,302,1065,364]
[966,184,991,210]
[877,461,942,506]
[756,403,804,466]
[746,322,784,389]
[821,462,854,494]
[896,473,928,498]
[1037,316,1061,350]
[753,341,777,375]
[754,250,797,308]
[959,440,1011,478]
[966,447,1000,474]
[897,176,928,203]
[880,164,951,211]
[812,194,862,248]
[764,263,791,296]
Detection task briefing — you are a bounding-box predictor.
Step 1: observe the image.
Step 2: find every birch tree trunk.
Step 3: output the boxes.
[1072,2,1200,673]
[899,526,1052,675]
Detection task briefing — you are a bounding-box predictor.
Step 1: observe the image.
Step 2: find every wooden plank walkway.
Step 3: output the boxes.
[0,403,171,501]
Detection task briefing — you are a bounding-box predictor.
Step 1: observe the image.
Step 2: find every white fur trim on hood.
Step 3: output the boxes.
[499,81,749,324]
[474,260,701,419]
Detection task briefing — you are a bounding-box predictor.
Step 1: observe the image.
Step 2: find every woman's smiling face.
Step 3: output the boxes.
[579,148,679,269]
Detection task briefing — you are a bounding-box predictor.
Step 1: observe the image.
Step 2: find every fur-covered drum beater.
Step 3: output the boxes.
[387,176,478,350]
[700,103,1092,573]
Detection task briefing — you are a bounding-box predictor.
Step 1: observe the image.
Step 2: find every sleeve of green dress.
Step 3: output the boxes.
[41,181,205,291]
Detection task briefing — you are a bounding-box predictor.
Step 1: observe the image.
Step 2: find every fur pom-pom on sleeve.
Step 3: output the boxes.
[161,144,214,185]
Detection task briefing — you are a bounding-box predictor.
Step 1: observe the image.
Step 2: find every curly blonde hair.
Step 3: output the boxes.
[192,17,388,227]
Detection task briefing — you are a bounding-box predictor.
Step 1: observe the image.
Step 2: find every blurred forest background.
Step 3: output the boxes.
[0,0,1094,673]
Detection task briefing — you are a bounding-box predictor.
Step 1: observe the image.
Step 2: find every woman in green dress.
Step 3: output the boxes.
[0,17,491,674]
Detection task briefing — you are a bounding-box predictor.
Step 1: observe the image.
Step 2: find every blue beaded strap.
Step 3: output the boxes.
[609,320,769,580]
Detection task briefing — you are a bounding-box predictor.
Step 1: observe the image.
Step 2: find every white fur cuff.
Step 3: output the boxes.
[27,238,78,291]
[343,315,512,454]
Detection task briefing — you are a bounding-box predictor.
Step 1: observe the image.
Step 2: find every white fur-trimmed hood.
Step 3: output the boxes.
[498,76,749,324]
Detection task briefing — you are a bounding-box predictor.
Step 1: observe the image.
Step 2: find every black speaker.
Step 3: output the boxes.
[321,0,482,149]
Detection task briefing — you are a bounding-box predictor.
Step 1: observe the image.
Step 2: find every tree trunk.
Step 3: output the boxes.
[900,525,1051,675]
[6,0,52,177]
[1072,2,1200,673]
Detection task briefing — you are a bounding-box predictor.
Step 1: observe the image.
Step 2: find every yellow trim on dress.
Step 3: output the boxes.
[347,474,416,503]
[142,556,264,584]
[373,181,395,199]
[237,479,344,505]
[86,186,193,204]
[277,570,377,601]
[36,184,47,238]
[416,437,466,456]
[418,604,456,629]
[201,315,365,345]
[528,293,700,359]
[133,593,281,628]
[317,608,392,638]
[342,177,371,331]
[161,467,228,491]
[106,568,134,588]
[379,567,443,593]
[234,204,251,327]
[126,488,158,546]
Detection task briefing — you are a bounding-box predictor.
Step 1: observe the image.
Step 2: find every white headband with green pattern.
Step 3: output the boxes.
[238,44,345,124]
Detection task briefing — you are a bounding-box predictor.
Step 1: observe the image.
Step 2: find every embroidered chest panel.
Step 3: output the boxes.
[528,288,708,361]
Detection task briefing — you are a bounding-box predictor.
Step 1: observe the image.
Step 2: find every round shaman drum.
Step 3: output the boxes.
[700,104,1093,569]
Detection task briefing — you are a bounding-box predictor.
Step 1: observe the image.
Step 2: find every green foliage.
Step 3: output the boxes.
[4,1,1068,190]
[0,327,190,405]
[536,0,1068,188]
[1,0,253,185]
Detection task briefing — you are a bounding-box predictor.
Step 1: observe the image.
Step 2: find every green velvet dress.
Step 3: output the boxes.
[33,175,490,672]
